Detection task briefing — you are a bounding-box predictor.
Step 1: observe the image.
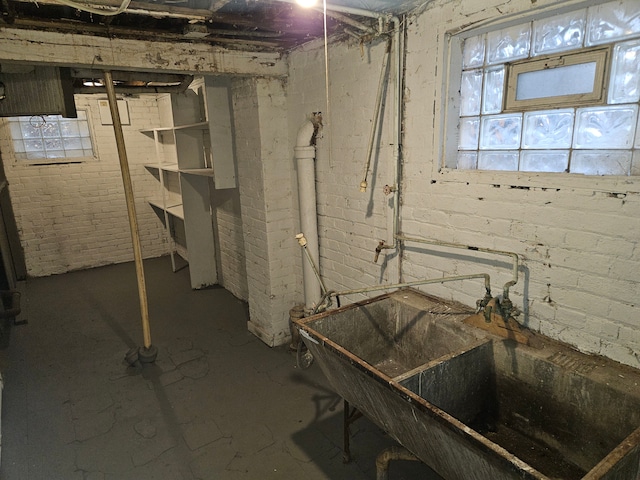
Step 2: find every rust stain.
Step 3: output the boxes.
[144,52,170,67]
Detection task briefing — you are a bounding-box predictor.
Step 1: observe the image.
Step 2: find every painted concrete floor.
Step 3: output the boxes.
[0,257,441,479]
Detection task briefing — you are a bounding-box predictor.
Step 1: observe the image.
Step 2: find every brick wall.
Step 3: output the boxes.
[0,94,167,277]
[286,0,640,368]
[287,37,399,307]
[233,77,298,345]
[211,187,248,301]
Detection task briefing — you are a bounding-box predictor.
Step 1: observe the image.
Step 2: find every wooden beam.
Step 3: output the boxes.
[0,26,287,76]
[9,0,268,27]
[5,18,288,48]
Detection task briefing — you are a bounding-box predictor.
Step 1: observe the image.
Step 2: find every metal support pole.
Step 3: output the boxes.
[103,70,156,362]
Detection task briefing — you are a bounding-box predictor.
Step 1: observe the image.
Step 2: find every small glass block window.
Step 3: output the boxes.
[453,4,640,176]
[522,109,574,149]
[487,23,531,65]
[478,151,519,171]
[457,152,478,170]
[462,34,485,68]
[573,105,638,149]
[460,70,483,116]
[480,114,522,150]
[608,39,640,104]
[459,117,480,150]
[482,66,505,115]
[532,10,586,56]
[586,0,640,46]
[7,111,94,162]
[520,150,569,172]
[571,150,632,175]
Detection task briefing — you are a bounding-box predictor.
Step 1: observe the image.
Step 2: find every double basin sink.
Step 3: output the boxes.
[294,289,640,480]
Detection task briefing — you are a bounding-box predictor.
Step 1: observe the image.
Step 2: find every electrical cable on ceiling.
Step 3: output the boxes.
[50,0,131,16]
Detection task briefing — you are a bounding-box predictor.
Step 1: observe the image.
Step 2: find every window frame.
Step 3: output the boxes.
[504,46,611,112]
[7,110,97,165]
[438,2,640,187]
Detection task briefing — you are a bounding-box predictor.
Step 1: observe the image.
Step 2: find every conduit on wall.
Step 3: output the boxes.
[295,114,323,312]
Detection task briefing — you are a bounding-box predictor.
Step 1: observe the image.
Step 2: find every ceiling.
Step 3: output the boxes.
[0,0,426,52]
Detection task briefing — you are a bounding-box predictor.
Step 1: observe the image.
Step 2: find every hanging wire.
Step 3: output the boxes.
[49,0,131,16]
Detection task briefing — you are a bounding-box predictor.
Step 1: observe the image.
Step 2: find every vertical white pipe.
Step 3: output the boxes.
[295,120,321,311]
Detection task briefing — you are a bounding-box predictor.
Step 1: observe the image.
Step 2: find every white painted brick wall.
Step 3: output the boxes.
[0,94,167,277]
[285,0,640,368]
[211,188,248,301]
[287,36,400,305]
[232,77,299,346]
[399,0,640,368]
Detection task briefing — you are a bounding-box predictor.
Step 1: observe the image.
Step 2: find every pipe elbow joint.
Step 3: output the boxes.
[296,120,316,147]
[296,113,323,148]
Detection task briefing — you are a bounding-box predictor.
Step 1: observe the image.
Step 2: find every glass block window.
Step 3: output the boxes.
[7,111,95,162]
[455,0,640,176]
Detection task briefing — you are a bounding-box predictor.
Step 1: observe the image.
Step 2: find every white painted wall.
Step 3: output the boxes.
[287,36,399,307]
[211,187,248,301]
[232,77,299,345]
[0,94,167,276]
[286,0,640,368]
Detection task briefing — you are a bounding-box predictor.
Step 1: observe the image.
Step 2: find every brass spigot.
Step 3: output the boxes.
[374,240,385,263]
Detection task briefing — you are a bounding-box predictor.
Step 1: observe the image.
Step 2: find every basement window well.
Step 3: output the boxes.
[7,111,95,163]
[446,0,640,176]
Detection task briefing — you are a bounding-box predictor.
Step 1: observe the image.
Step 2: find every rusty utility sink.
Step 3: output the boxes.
[295,288,640,479]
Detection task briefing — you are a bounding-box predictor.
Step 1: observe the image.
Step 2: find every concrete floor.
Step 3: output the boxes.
[0,257,441,479]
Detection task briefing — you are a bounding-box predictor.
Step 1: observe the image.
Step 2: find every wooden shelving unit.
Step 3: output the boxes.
[142,78,236,289]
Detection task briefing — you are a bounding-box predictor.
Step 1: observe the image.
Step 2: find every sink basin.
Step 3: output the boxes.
[299,289,483,378]
[399,339,640,479]
[295,288,640,479]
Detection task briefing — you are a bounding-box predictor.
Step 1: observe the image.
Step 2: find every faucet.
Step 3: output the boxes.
[373,240,385,263]
[476,289,493,323]
[479,296,520,324]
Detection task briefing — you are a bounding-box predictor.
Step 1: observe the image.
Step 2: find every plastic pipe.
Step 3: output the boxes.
[103,71,153,352]
[295,118,322,311]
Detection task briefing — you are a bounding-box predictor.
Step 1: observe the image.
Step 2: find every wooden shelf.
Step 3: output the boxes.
[145,163,179,172]
[166,204,184,219]
[143,87,223,289]
[180,168,215,177]
[140,121,208,135]
[148,199,184,220]
[148,198,164,210]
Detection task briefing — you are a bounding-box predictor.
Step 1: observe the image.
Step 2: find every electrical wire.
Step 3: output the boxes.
[50,0,131,16]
